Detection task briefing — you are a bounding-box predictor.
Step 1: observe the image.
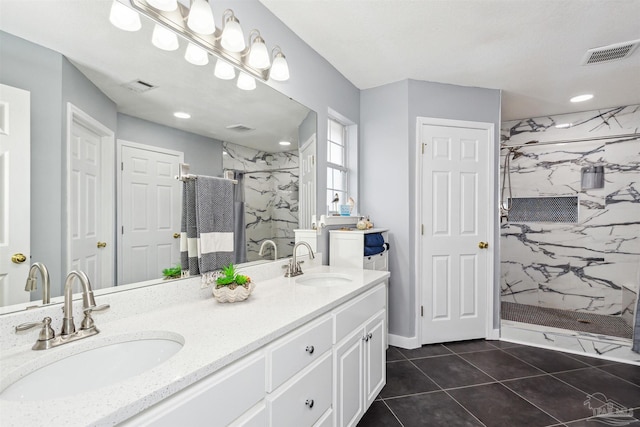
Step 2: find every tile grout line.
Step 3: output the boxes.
[381,399,406,427]
[497,380,565,426]
[591,364,640,389]
[440,388,488,426]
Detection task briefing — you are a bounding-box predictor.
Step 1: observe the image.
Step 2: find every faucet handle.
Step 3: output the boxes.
[15,317,55,342]
[83,303,110,314]
[81,304,110,331]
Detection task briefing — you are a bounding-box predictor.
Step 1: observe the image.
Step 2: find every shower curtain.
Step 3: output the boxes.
[233,172,247,264]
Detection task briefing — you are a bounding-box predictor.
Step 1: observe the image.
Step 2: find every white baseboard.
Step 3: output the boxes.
[388,333,420,349]
[487,328,500,340]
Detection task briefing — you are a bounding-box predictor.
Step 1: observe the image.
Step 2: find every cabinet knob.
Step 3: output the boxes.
[368,332,373,340]
[305,345,315,354]
[363,335,369,342]
[305,399,314,409]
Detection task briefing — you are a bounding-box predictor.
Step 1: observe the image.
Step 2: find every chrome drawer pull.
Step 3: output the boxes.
[305,345,315,354]
[305,399,314,408]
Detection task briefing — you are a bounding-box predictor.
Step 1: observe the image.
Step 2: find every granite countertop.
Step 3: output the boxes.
[0,265,389,426]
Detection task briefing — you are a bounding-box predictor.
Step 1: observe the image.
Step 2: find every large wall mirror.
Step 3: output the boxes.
[0,0,317,312]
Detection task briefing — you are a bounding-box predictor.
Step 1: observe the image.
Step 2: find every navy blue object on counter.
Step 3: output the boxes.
[364,246,385,256]
[364,233,385,247]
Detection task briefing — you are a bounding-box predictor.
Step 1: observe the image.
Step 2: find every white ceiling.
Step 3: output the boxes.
[0,0,310,152]
[259,0,640,121]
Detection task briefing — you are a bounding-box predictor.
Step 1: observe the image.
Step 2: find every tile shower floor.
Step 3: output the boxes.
[358,340,640,427]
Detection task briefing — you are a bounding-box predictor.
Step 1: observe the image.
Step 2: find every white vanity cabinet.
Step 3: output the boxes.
[333,286,387,427]
[122,352,266,427]
[121,282,387,427]
[329,229,389,271]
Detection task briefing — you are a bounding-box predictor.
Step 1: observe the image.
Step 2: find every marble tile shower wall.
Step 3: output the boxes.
[223,142,299,262]
[500,105,640,318]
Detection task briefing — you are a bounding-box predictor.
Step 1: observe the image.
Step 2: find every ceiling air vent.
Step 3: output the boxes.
[226,124,254,132]
[121,79,157,93]
[581,39,640,65]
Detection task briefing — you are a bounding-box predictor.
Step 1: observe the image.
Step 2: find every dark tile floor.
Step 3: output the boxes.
[358,340,640,427]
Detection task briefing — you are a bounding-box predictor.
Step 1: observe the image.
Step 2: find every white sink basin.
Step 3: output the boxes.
[296,273,353,287]
[1,336,183,401]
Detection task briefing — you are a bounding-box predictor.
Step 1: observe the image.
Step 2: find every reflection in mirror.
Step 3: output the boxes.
[0,1,317,312]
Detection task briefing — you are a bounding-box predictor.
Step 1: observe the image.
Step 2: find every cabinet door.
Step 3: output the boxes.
[334,328,365,427]
[364,311,386,407]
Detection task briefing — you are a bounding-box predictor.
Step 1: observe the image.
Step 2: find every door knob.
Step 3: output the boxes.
[97,241,107,248]
[478,241,489,249]
[173,233,180,239]
[11,253,27,264]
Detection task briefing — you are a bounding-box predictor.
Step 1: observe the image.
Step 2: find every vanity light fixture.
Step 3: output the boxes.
[187,0,216,35]
[152,23,179,51]
[214,59,236,80]
[269,46,290,82]
[185,42,209,66]
[174,112,191,119]
[146,0,177,12]
[109,0,141,32]
[221,9,245,53]
[570,94,594,103]
[237,72,256,91]
[123,1,291,82]
[247,30,271,70]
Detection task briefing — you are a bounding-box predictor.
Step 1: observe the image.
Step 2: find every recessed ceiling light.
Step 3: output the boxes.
[174,111,191,119]
[570,94,593,103]
[279,141,291,146]
[555,123,573,129]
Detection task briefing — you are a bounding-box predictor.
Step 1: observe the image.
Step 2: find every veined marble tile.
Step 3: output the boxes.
[502,105,640,146]
[501,105,640,317]
[223,142,299,262]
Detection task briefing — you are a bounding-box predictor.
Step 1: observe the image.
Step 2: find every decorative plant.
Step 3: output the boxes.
[215,263,251,289]
[162,264,182,279]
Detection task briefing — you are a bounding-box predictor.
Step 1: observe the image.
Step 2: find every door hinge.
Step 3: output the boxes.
[421,224,424,235]
[121,162,124,171]
[421,305,424,317]
[422,143,425,154]
[121,226,124,234]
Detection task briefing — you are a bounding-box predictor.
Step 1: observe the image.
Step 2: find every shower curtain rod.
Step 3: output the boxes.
[176,163,237,183]
[500,132,639,149]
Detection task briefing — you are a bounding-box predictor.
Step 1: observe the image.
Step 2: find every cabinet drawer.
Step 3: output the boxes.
[229,402,267,427]
[334,284,385,343]
[127,352,265,427]
[267,314,333,392]
[314,409,333,427]
[268,352,333,427]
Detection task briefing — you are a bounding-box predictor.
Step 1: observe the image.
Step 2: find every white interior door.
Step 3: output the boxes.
[419,119,494,344]
[119,141,182,284]
[299,134,316,229]
[0,84,30,306]
[67,104,115,290]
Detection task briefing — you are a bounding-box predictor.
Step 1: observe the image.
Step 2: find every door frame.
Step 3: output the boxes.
[414,117,497,345]
[65,103,115,286]
[298,133,316,229]
[116,139,184,285]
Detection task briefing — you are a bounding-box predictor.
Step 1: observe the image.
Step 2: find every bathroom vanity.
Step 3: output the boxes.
[0,258,389,427]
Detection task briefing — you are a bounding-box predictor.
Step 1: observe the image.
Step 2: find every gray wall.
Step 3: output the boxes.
[360,79,501,339]
[1,31,66,293]
[117,113,223,178]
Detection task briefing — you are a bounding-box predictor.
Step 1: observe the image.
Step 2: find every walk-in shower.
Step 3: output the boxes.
[499,107,640,357]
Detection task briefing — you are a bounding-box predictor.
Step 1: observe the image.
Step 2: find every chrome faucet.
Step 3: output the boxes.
[284,241,315,277]
[24,262,50,305]
[259,240,278,260]
[15,270,110,350]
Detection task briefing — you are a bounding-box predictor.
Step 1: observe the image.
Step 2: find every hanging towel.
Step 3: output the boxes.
[364,233,385,247]
[180,176,234,281]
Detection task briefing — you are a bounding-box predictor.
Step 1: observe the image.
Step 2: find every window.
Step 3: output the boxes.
[327,118,348,213]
